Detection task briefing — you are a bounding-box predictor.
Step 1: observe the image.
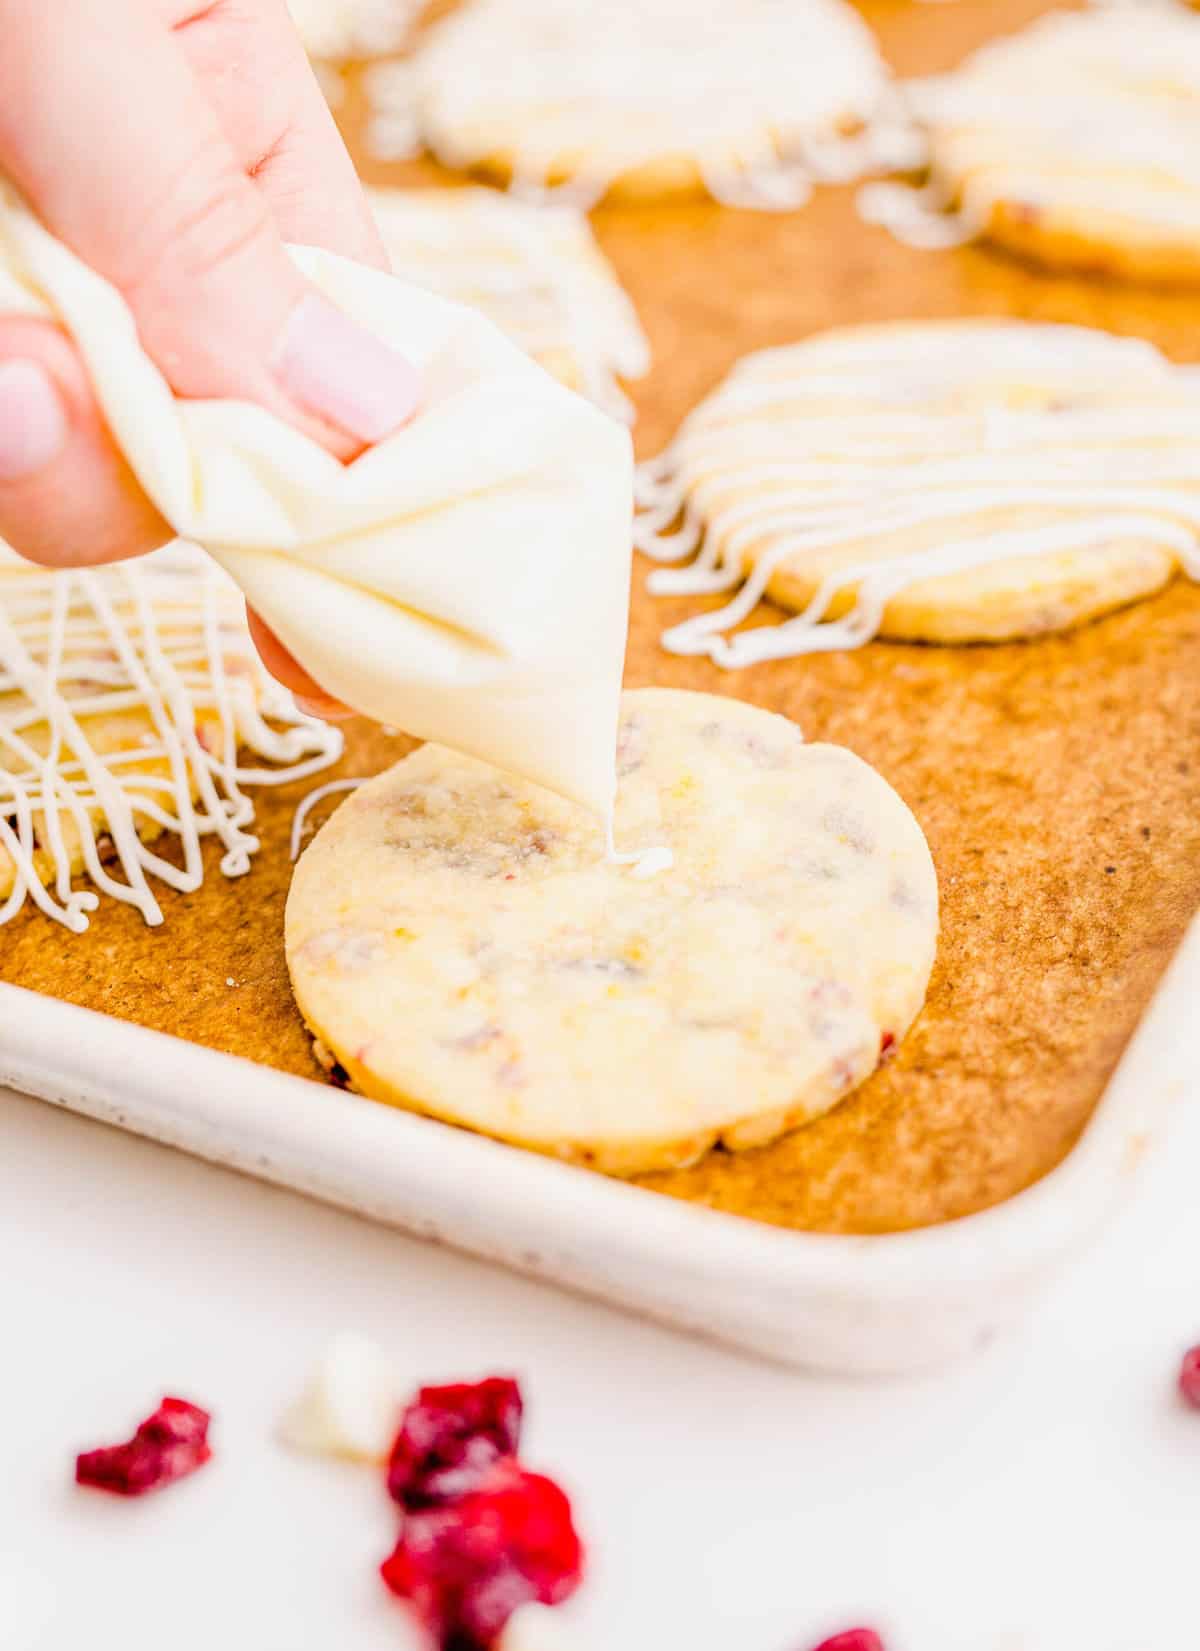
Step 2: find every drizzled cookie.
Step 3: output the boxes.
[366,0,915,210]
[860,5,1200,284]
[0,544,340,932]
[635,320,1200,667]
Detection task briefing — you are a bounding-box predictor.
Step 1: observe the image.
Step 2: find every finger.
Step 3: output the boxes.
[0,0,417,454]
[294,694,354,720]
[245,606,353,719]
[0,316,170,567]
[163,0,388,268]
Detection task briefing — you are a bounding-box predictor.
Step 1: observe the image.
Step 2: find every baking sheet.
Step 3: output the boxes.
[2,903,1195,1372]
[3,0,1200,1242]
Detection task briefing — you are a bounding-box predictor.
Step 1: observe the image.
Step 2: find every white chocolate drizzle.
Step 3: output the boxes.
[634,321,1200,668]
[294,767,670,879]
[629,844,675,879]
[367,188,649,422]
[858,6,1200,253]
[0,542,342,932]
[857,179,973,251]
[602,812,674,879]
[366,0,921,212]
[290,778,365,861]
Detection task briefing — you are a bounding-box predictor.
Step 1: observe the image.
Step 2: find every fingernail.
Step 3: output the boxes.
[0,361,68,482]
[273,294,420,445]
[295,693,354,722]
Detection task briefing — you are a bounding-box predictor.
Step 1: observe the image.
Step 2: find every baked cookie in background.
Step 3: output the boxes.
[286,0,418,62]
[0,544,340,932]
[286,0,419,106]
[366,0,918,210]
[635,321,1200,667]
[368,187,649,420]
[286,689,938,1175]
[860,4,1200,283]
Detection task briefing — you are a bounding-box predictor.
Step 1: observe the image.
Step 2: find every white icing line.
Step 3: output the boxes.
[289,778,365,861]
[634,322,1200,665]
[857,180,971,250]
[0,543,342,931]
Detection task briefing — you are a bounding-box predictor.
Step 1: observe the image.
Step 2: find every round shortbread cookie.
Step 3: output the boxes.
[366,0,914,210]
[286,689,938,1175]
[860,6,1200,284]
[367,188,649,421]
[634,320,1200,667]
[0,543,340,932]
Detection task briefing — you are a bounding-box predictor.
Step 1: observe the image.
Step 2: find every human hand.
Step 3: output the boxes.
[0,0,419,718]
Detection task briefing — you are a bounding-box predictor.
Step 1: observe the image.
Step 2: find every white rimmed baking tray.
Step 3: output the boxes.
[2,913,1197,1376]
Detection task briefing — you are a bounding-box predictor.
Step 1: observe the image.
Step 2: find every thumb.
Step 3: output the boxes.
[0,315,170,567]
[0,325,349,717]
[0,0,418,468]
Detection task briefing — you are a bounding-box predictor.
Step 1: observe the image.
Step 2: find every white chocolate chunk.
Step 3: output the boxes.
[498,1604,586,1651]
[278,1333,399,1464]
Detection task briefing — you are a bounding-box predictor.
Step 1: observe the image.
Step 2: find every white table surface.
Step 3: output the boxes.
[3,1078,1196,1651]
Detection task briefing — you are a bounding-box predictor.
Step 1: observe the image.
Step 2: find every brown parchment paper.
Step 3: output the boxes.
[3,0,1199,1234]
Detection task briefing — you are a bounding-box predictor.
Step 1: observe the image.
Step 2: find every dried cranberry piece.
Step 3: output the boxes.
[809,1632,885,1651]
[1179,1346,1200,1409]
[75,1397,212,1497]
[138,1397,209,1447]
[879,1031,896,1061]
[380,1458,584,1650]
[387,1377,523,1509]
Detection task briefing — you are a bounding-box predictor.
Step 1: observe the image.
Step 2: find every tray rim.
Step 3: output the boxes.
[2,908,1197,1374]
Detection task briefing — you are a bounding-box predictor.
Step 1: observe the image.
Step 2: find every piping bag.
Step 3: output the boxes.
[0,180,634,825]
